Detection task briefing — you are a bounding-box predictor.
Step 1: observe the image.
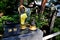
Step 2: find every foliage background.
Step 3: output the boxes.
[0,0,60,40]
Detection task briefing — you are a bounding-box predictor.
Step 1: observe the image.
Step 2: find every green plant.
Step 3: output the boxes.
[1,15,19,22]
[52,18,60,40]
[30,13,48,28]
[1,16,8,20]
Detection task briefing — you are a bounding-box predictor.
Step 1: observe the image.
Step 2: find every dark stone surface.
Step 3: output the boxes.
[2,29,43,40]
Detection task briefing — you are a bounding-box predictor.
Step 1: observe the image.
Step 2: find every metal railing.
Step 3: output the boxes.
[43,32,60,40]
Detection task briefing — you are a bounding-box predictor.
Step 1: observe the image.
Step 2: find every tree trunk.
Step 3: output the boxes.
[49,11,57,40]
[20,0,23,5]
[50,11,57,33]
[40,0,47,14]
[38,0,47,20]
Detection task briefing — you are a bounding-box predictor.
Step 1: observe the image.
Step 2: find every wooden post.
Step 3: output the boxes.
[40,0,47,14]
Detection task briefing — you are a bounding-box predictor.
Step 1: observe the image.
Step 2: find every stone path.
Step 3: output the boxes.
[2,29,43,40]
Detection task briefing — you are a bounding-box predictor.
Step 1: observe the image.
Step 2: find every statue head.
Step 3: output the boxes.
[20,5,25,13]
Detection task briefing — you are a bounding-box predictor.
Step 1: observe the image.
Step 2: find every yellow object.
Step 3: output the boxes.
[14,28,17,31]
[8,29,12,32]
[21,25,27,29]
[20,13,27,24]
[29,25,37,31]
